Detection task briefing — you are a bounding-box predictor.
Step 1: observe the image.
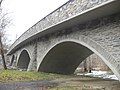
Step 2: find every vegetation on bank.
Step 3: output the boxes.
[49,86,79,90]
[0,70,119,90]
[0,70,68,83]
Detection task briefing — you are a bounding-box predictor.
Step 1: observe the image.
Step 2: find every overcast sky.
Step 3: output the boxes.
[2,0,68,44]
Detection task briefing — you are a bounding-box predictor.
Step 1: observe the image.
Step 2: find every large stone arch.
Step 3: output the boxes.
[38,38,120,80]
[39,41,93,74]
[17,49,31,70]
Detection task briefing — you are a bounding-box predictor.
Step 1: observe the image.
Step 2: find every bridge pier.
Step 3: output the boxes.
[26,43,37,71]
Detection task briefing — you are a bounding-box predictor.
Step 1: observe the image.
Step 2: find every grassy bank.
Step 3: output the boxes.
[0,70,119,90]
[0,70,67,83]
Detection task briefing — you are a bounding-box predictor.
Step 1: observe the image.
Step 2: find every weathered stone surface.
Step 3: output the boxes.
[8,0,110,54]
[7,0,120,81]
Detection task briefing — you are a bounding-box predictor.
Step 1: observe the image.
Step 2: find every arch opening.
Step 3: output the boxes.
[76,54,111,73]
[75,53,118,80]
[17,50,30,70]
[38,41,93,74]
[10,55,15,66]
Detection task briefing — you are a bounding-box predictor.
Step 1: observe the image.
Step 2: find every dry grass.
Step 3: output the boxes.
[0,70,67,83]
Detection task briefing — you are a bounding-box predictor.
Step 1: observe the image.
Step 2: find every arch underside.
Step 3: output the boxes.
[17,50,30,70]
[39,42,93,74]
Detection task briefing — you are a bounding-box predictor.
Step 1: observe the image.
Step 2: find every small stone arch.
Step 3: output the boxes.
[17,49,31,70]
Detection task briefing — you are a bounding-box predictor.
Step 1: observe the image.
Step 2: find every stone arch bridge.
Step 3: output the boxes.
[7,0,120,80]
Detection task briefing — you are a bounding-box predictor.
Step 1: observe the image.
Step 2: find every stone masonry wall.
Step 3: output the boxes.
[7,0,120,80]
[35,12,120,80]
[8,0,110,54]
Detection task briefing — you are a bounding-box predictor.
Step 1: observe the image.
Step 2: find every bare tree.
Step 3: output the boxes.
[88,56,92,73]
[0,0,7,69]
[0,0,11,69]
[0,36,7,69]
[83,59,87,72]
[0,0,3,6]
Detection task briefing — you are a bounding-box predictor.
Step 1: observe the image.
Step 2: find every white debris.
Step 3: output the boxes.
[77,71,118,80]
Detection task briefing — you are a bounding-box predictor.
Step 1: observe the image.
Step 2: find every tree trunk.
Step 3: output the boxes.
[0,0,3,6]
[0,36,7,69]
[83,59,87,72]
[88,56,92,73]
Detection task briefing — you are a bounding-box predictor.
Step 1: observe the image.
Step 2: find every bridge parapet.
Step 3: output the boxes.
[8,0,115,54]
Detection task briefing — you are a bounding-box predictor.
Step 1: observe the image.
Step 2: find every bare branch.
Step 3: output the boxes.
[0,0,4,6]
[0,0,10,69]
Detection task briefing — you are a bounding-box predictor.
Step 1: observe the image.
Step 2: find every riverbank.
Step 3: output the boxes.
[50,75,120,90]
[0,70,68,83]
[0,75,119,90]
[0,70,120,90]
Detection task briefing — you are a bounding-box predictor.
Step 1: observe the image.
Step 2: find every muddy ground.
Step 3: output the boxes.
[50,75,120,90]
[0,75,120,90]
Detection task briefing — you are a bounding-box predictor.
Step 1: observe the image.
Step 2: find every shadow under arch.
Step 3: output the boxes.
[17,50,30,70]
[38,41,93,74]
[37,35,120,81]
[10,55,15,66]
[37,39,120,81]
